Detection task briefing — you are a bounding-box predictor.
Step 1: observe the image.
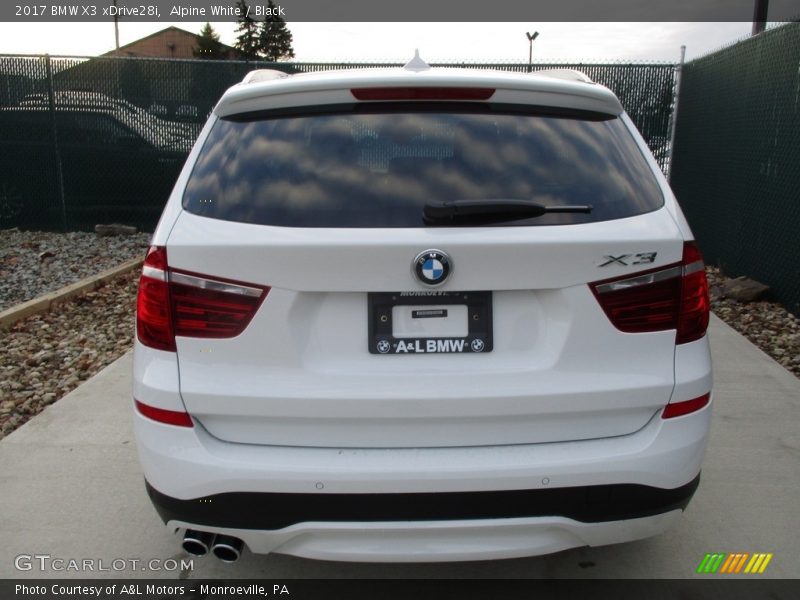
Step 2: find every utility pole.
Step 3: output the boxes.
[752,0,769,35]
[113,0,120,50]
[666,45,686,182]
[526,31,539,73]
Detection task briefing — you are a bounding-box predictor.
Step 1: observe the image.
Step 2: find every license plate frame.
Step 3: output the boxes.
[368,291,493,355]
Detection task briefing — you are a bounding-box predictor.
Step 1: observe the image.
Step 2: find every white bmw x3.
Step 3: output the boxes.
[133,56,712,563]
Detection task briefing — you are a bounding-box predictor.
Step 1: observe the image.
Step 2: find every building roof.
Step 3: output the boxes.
[103,26,242,60]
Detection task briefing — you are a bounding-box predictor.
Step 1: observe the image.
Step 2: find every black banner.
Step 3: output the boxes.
[4,579,800,600]
[1,0,800,22]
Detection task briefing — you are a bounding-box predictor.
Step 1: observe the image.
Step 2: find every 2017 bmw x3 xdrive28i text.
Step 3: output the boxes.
[133,57,712,563]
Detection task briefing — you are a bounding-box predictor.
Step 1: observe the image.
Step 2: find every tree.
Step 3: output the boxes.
[194,22,227,60]
[234,0,259,58]
[258,0,295,61]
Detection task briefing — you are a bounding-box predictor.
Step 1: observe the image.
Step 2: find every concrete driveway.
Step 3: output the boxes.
[1,315,798,579]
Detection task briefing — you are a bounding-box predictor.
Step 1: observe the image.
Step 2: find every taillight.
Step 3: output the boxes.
[590,242,710,344]
[350,87,495,101]
[137,246,174,352]
[676,242,710,344]
[662,392,711,419]
[169,271,266,338]
[135,246,269,351]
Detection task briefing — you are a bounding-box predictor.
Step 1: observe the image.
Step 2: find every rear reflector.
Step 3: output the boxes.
[590,242,710,343]
[135,399,193,427]
[662,393,711,419]
[136,246,269,352]
[351,87,495,101]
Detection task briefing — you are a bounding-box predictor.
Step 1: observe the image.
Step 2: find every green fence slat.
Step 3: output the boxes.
[670,22,800,315]
[0,56,675,232]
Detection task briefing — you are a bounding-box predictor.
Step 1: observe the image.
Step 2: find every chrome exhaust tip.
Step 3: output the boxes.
[211,534,243,563]
[182,529,215,557]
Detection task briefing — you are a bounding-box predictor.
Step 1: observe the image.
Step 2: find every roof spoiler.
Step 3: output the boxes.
[533,69,594,84]
[241,69,291,84]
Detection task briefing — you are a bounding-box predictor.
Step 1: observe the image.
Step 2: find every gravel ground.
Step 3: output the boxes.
[0,231,798,441]
[0,269,137,439]
[706,267,800,378]
[0,229,150,311]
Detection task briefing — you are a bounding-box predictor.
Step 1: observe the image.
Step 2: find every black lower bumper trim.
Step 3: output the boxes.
[145,474,700,530]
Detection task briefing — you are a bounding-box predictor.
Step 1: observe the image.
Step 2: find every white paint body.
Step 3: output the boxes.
[133,66,713,561]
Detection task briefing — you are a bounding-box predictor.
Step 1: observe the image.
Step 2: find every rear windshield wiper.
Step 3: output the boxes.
[423,199,593,225]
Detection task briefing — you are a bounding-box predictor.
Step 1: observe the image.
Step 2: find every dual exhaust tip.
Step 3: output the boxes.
[182,530,243,562]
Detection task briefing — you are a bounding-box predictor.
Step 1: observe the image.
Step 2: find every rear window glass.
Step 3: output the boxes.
[183,104,664,227]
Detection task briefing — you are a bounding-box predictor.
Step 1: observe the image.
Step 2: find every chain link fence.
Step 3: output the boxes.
[670,22,800,315]
[0,54,676,232]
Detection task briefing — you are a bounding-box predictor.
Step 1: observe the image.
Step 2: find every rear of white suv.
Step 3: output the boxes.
[133,63,712,563]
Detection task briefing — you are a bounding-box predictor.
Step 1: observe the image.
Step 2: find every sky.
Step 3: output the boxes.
[0,21,757,63]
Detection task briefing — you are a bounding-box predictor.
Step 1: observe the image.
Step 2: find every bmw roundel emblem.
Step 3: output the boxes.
[413,249,452,286]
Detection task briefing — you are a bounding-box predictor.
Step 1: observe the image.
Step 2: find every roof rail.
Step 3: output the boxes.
[533,69,594,84]
[241,69,290,84]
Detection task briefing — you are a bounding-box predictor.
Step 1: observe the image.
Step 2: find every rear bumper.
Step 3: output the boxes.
[146,475,699,530]
[134,399,712,497]
[161,511,687,563]
[135,398,711,560]
[147,475,699,561]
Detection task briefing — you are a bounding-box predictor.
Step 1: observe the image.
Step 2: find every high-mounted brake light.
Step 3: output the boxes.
[136,246,270,352]
[351,87,495,101]
[590,241,710,344]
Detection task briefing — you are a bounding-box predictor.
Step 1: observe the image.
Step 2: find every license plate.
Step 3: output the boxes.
[368,292,492,354]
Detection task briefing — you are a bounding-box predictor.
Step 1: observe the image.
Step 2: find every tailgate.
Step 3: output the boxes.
[169,209,682,448]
